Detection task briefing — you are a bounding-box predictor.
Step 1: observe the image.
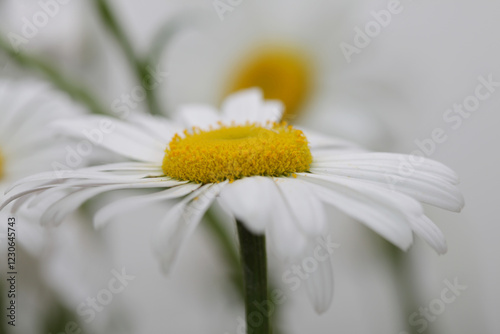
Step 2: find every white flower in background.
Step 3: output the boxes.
[164,0,389,147]
[0,80,125,334]
[0,80,75,333]
[1,89,464,313]
[0,79,81,212]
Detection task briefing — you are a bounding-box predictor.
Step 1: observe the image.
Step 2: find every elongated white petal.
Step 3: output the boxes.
[11,192,37,213]
[26,187,72,210]
[94,183,200,229]
[153,182,226,274]
[5,116,60,154]
[128,114,182,143]
[302,240,334,314]
[0,82,48,137]
[298,174,416,251]
[177,105,222,129]
[302,128,365,151]
[19,177,183,212]
[44,176,182,189]
[85,162,163,173]
[306,173,424,216]
[408,215,447,254]
[5,167,167,194]
[52,117,165,163]
[218,176,275,233]
[40,180,186,226]
[275,178,327,236]
[1,185,56,211]
[310,160,464,212]
[267,182,307,260]
[311,152,460,185]
[3,187,51,212]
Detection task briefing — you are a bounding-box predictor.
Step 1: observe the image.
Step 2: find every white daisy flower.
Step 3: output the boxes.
[0,79,83,219]
[0,79,109,333]
[0,79,71,228]
[0,80,130,334]
[1,89,464,313]
[164,0,389,147]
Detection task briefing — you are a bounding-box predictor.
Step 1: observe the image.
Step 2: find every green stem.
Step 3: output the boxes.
[237,220,270,334]
[0,37,108,115]
[145,10,206,116]
[148,11,200,63]
[95,0,162,116]
[384,242,420,334]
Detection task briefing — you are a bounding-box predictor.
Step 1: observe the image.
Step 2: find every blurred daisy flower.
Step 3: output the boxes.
[0,80,121,333]
[0,80,82,214]
[164,0,388,147]
[1,89,464,313]
[0,79,74,248]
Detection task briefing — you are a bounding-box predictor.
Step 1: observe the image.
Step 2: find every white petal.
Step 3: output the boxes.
[10,192,37,213]
[298,174,416,251]
[1,185,55,211]
[39,180,186,226]
[310,154,464,212]
[94,184,200,229]
[312,166,464,212]
[5,113,60,154]
[221,89,267,124]
[218,176,275,234]
[52,116,165,163]
[311,152,460,185]
[6,166,168,194]
[302,128,365,151]
[275,178,327,236]
[152,182,226,274]
[26,187,71,210]
[267,182,308,260]
[0,82,48,137]
[128,114,182,143]
[303,238,334,314]
[409,215,447,254]
[23,178,182,212]
[177,105,222,129]
[85,162,163,172]
[258,100,285,124]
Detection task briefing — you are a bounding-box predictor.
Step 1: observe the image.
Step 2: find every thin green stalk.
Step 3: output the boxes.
[0,37,108,115]
[146,10,205,68]
[237,220,270,334]
[384,242,420,334]
[95,0,162,116]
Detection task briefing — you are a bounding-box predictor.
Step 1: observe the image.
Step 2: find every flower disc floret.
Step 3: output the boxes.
[162,122,313,184]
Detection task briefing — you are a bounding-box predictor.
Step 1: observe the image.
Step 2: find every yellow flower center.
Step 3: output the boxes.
[162,123,312,184]
[226,47,312,120]
[0,148,5,180]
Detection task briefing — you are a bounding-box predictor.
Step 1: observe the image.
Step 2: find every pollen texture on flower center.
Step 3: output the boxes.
[162,123,313,184]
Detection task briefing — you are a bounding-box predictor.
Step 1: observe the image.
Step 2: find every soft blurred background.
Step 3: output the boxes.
[0,0,499,333]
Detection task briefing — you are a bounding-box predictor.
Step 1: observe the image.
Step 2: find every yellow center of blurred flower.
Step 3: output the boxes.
[0,148,5,180]
[162,123,312,184]
[227,48,312,120]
